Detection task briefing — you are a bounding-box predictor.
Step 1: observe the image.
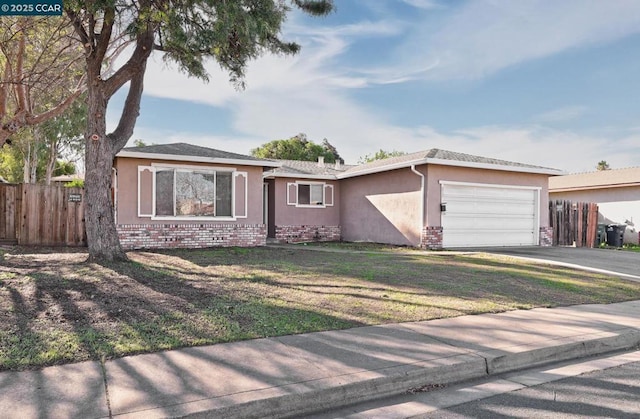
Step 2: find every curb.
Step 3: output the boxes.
[177,328,640,419]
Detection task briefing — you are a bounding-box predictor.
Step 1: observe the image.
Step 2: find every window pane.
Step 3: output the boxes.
[155,169,174,216]
[216,172,232,216]
[175,171,215,216]
[310,184,323,205]
[298,184,310,205]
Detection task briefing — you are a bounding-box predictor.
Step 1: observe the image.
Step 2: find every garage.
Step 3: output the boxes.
[441,181,540,247]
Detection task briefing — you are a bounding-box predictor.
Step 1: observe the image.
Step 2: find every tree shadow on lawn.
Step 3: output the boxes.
[154,247,640,308]
[2,246,639,371]
[0,253,355,371]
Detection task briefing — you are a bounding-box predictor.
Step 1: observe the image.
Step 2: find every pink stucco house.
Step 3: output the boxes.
[114,143,562,250]
[549,167,640,244]
[114,143,279,249]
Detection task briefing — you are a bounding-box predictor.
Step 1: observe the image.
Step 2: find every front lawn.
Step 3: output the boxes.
[1,245,639,371]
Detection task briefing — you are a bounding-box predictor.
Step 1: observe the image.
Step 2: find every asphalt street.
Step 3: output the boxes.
[475,246,640,279]
[425,360,640,418]
[309,350,640,419]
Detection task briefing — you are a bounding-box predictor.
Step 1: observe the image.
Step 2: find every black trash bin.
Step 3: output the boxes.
[606,224,626,247]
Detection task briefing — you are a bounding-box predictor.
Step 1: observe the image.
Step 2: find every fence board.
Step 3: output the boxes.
[14,184,86,246]
[549,200,598,248]
[0,185,17,241]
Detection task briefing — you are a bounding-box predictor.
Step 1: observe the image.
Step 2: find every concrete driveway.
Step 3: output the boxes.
[472,247,640,281]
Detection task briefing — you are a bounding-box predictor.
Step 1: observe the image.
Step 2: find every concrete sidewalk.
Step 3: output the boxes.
[1,301,639,419]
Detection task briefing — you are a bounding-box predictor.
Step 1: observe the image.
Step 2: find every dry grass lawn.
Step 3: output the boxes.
[1,244,639,371]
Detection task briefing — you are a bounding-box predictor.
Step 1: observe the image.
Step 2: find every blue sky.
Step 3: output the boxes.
[109,0,640,173]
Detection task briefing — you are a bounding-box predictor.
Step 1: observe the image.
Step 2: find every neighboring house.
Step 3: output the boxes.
[50,174,84,183]
[114,143,563,250]
[114,143,279,249]
[267,149,562,249]
[549,168,640,244]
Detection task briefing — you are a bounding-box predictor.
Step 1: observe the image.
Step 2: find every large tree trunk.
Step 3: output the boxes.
[84,87,127,262]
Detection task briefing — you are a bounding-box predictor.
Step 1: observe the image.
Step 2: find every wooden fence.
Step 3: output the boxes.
[549,200,598,247]
[0,183,86,246]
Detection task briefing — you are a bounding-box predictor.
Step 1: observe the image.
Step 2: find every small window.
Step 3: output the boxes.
[288,182,328,207]
[298,184,324,205]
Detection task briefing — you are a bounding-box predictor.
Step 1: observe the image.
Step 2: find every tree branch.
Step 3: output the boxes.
[15,19,27,114]
[103,27,154,99]
[108,62,146,152]
[94,7,115,66]
[25,76,85,126]
[0,58,10,120]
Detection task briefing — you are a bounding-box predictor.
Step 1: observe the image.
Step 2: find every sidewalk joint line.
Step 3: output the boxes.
[99,356,113,419]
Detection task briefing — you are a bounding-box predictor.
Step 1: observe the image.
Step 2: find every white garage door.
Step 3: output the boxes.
[441,182,539,248]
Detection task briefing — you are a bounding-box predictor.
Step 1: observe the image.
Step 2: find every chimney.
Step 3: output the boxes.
[317,156,325,167]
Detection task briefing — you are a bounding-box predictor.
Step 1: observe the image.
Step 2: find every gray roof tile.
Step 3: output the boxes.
[121,142,267,162]
[342,148,556,176]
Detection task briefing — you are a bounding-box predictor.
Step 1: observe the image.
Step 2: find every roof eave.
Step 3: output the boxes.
[116,151,281,168]
[550,182,640,192]
[263,171,338,180]
[425,158,565,175]
[337,158,429,179]
[337,157,564,179]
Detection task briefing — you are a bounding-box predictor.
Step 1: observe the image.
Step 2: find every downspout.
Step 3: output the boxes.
[410,165,425,246]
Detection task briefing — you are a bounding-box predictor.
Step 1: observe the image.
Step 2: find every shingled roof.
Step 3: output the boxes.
[339,148,561,178]
[265,159,355,179]
[549,167,640,191]
[117,143,279,167]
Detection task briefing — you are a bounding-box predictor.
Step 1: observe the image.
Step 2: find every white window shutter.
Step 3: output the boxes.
[324,184,334,207]
[234,171,248,218]
[138,166,154,217]
[287,183,298,205]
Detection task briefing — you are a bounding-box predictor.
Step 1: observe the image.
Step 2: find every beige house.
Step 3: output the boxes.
[114,143,562,250]
[549,167,640,244]
[114,143,279,249]
[266,149,562,249]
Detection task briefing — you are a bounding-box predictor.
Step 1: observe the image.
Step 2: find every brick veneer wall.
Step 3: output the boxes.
[539,226,553,247]
[275,225,341,243]
[421,226,443,250]
[117,224,266,250]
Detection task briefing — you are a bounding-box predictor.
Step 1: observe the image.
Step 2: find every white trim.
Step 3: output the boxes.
[337,159,428,179]
[337,158,563,179]
[263,171,337,180]
[149,166,239,221]
[324,184,334,207]
[234,171,248,219]
[295,181,326,208]
[287,182,297,206]
[439,180,542,191]
[410,165,425,234]
[427,158,564,175]
[118,150,280,168]
[151,162,236,172]
[137,166,154,217]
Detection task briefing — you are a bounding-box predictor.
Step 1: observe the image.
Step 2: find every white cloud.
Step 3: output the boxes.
[123,1,640,175]
[400,0,443,10]
[532,106,589,123]
[402,0,640,81]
